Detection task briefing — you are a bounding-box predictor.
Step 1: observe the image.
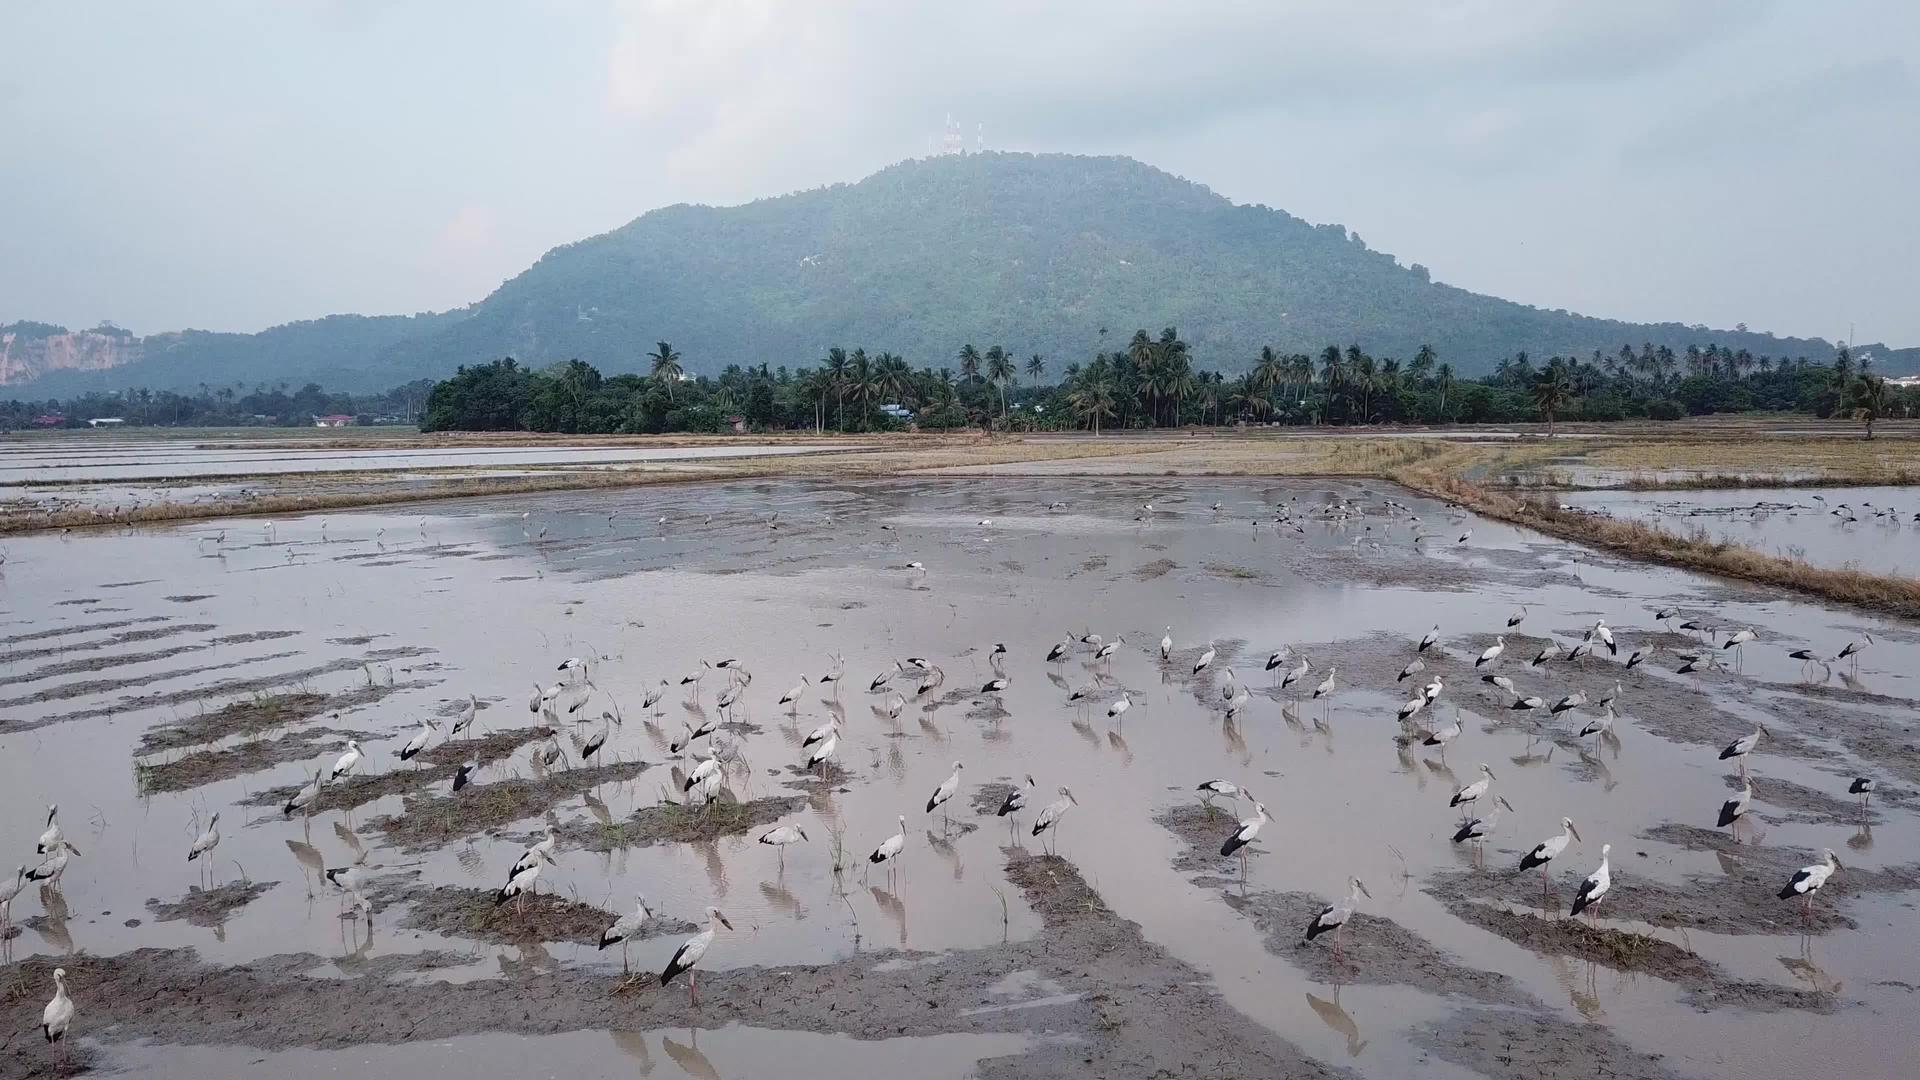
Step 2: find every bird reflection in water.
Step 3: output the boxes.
[661,1030,722,1080]
[869,885,907,946]
[1305,990,1367,1057]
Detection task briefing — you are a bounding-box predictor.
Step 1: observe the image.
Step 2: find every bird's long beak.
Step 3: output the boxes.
[718,913,735,930]
[1484,767,1498,780]
[1356,880,1373,899]
[1831,853,1844,870]
[1568,823,1583,843]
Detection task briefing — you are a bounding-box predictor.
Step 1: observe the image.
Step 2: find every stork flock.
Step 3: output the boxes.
[7,501,1897,1051]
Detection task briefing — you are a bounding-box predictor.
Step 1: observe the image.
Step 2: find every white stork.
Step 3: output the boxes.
[327,740,363,783]
[660,907,734,1004]
[42,968,74,1063]
[1031,787,1079,854]
[36,805,61,855]
[868,815,907,884]
[1193,641,1217,675]
[1718,725,1764,775]
[1568,844,1612,917]
[1419,625,1440,652]
[1450,763,1496,815]
[1778,849,1841,918]
[1219,798,1269,871]
[284,767,324,817]
[1518,817,1582,891]
[1718,776,1752,834]
[926,761,964,827]
[187,813,221,864]
[1475,636,1505,668]
[1107,689,1134,721]
[1160,627,1174,660]
[778,675,811,712]
[397,719,436,763]
[1507,606,1528,628]
[1303,877,1372,961]
[758,823,809,869]
[599,895,652,971]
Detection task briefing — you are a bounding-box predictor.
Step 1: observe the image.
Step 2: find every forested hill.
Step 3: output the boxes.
[11,152,1910,393]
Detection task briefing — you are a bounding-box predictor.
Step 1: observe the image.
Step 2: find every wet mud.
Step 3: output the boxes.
[554,794,805,853]
[1441,902,1834,1013]
[368,877,696,947]
[135,727,372,794]
[144,881,277,928]
[365,761,654,851]
[0,621,213,666]
[1412,1007,1682,1080]
[0,854,1349,1080]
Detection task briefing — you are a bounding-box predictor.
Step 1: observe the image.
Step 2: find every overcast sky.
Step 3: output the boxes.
[5,1,1916,345]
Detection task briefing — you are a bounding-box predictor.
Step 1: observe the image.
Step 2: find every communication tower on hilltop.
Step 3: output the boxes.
[941,114,964,156]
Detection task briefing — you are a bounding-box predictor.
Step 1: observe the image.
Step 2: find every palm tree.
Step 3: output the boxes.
[1025,354,1045,383]
[1409,344,1436,388]
[986,347,1015,424]
[958,344,982,386]
[1069,376,1116,435]
[648,341,683,401]
[1435,363,1456,422]
[1850,373,1892,439]
[823,347,850,430]
[1532,362,1573,435]
[849,349,874,432]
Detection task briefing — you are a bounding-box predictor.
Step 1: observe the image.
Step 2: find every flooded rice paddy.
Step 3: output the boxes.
[1558,486,1920,575]
[1,475,1917,1079]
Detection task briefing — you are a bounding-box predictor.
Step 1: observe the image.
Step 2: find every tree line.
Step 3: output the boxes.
[420,332,1914,437]
[1,380,437,430]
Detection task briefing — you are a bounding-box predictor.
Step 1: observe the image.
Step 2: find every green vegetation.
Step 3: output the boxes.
[1,379,433,430]
[421,333,1916,435]
[10,154,1912,396]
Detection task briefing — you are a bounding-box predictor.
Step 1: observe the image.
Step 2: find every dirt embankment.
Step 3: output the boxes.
[367,875,696,947]
[136,727,372,794]
[366,760,653,851]
[0,852,1354,1080]
[553,795,805,852]
[144,882,276,928]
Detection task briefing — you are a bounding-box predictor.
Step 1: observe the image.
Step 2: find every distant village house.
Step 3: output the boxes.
[313,414,356,428]
[86,417,126,427]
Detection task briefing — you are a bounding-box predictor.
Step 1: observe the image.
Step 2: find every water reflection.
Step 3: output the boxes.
[1305,990,1367,1057]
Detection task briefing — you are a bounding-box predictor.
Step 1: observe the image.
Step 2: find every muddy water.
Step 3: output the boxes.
[1,476,1917,1079]
[0,439,832,483]
[1558,486,1920,575]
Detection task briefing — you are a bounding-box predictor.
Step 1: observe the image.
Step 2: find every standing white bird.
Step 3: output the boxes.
[557,656,588,678]
[1219,798,1270,870]
[1451,795,1514,848]
[1475,637,1505,668]
[926,761,964,827]
[660,906,734,1005]
[1722,628,1757,651]
[868,814,907,883]
[1281,656,1311,690]
[998,775,1037,818]
[1196,778,1241,812]
[1836,634,1872,670]
[1449,763,1496,814]
[778,675,811,712]
[1303,876,1373,961]
[1046,636,1074,664]
[328,740,363,783]
[757,824,809,869]
[1507,606,1528,628]
[1778,848,1841,917]
[598,895,652,971]
[452,694,478,738]
[1160,627,1174,660]
[26,840,78,885]
[1095,637,1123,664]
[1719,725,1764,775]
[510,824,558,878]
[1518,817,1582,890]
[1577,705,1617,740]
[1589,620,1616,655]
[1625,645,1654,669]
[1718,776,1753,833]
[1031,787,1079,853]
[1457,529,1473,544]
[1422,676,1444,703]
[1568,843,1612,917]
[1398,658,1426,682]
[42,967,74,1062]
[803,720,839,773]
[685,751,724,794]
[1419,625,1440,652]
[1312,667,1338,700]
[36,805,60,855]
[187,813,221,863]
[1549,690,1587,717]
[0,865,27,928]
[642,680,670,712]
[397,718,436,763]
[1193,642,1217,675]
[1107,689,1134,721]
[1421,711,1461,752]
[284,767,324,816]
[1220,668,1240,702]
[494,860,542,913]
[1849,776,1877,808]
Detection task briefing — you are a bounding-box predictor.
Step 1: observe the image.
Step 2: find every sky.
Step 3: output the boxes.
[4,0,1916,345]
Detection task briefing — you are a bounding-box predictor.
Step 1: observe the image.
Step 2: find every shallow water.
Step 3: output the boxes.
[1558,486,1920,575]
[1,475,1916,1079]
[0,439,829,484]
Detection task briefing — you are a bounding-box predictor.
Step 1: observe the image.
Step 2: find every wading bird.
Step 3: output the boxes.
[187,813,221,864]
[26,840,78,885]
[1196,778,1240,813]
[1589,620,1616,655]
[778,675,810,713]
[1398,659,1425,682]
[998,775,1037,820]
[1107,689,1133,721]
[1778,848,1841,919]
[1219,798,1270,873]
[0,865,28,929]
[869,815,906,885]
[36,805,61,855]
[397,719,435,763]
[1422,711,1461,754]
[1625,645,1653,669]
[1849,776,1877,808]
[1549,690,1587,717]
[1194,641,1217,675]
[757,824,808,869]
[1718,776,1753,836]
[660,907,734,1005]
[1281,656,1311,691]
[284,768,324,816]
[1451,795,1514,854]
[1719,725,1764,775]
[1481,673,1515,694]
[598,895,652,972]
[1449,764,1496,817]
[1476,637,1505,668]
[1032,787,1079,854]
[1518,817,1582,891]
[328,740,363,783]
[1046,636,1073,664]
[1161,627,1174,660]
[1419,625,1440,652]
[1836,634,1872,670]
[1304,877,1372,961]
[42,968,73,1063]
[1577,705,1616,740]
[1507,606,1528,628]
[494,860,542,913]
[926,761,964,828]
[510,825,558,879]
[1568,844,1612,918]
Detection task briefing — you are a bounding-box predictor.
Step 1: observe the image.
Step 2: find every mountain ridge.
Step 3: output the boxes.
[8,152,1912,394]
